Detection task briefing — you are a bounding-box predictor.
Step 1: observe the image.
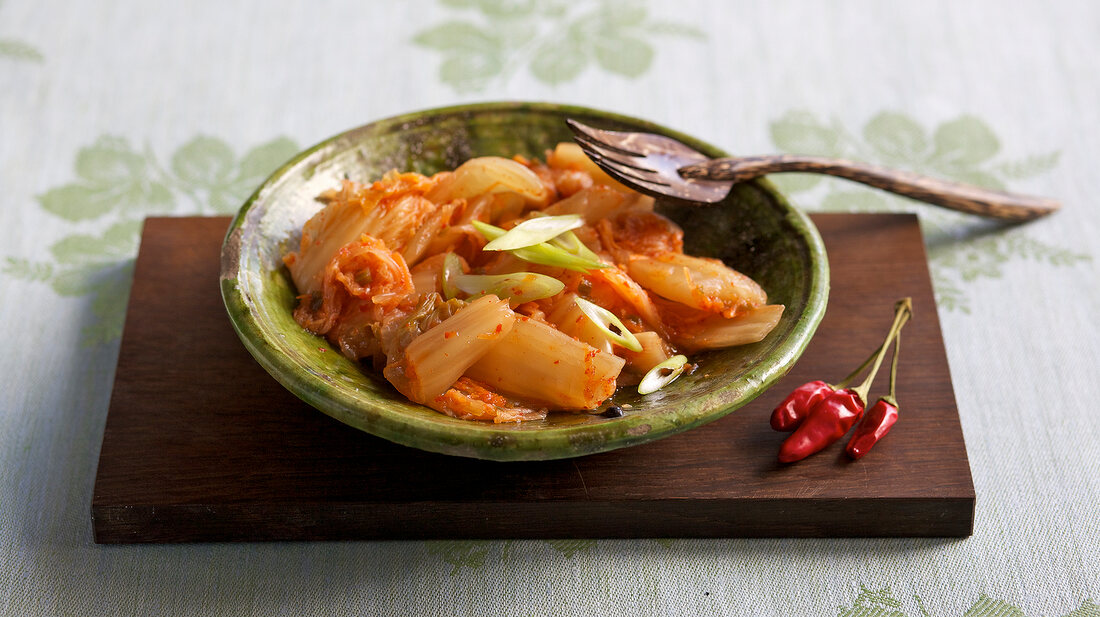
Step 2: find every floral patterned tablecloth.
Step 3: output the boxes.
[2,1,1097,615]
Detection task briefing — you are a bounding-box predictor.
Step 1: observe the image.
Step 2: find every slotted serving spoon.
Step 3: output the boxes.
[567,119,1059,222]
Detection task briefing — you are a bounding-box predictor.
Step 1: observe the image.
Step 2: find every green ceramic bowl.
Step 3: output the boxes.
[220,102,829,461]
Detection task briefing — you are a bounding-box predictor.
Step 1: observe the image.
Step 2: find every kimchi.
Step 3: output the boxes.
[283,144,783,423]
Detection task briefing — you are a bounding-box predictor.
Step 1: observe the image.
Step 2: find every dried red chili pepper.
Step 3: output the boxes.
[846,397,898,459]
[769,316,888,433]
[777,298,912,463]
[778,388,865,462]
[770,380,833,431]
[846,328,904,459]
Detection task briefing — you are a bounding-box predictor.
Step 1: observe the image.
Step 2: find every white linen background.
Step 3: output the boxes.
[1,1,1097,615]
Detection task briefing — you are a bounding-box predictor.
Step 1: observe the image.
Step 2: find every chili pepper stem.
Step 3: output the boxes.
[881,327,902,407]
[849,298,912,404]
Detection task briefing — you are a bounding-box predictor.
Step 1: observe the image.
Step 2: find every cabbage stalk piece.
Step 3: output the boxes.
[383,295,516,403]
[627,252,768,317]
[465,318,625,409]
[673,304,785,351]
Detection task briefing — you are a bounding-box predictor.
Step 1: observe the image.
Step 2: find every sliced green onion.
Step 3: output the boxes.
[483,214,584,251]
[473,221,606,272]
[548,230,602,263]
[638,355,688,395]
[574,297,643,352]
[471,220,503,238]
[441,252,463,300]
[453,271,565,303]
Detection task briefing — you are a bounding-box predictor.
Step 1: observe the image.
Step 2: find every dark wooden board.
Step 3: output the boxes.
[91,214,974,543]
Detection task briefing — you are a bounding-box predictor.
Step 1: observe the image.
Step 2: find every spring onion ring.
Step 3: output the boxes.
[574,297,643,352]
[638,355,689,395]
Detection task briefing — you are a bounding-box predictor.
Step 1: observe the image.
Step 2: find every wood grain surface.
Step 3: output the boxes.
[91,214,974,543]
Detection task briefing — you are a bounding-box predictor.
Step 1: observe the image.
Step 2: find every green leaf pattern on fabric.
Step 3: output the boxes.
[37,137,172,221]
[836,587,1100,617]
[0,38,42,61]
[929,115,1001,171]
[427,539,603,575]
[863,112,929,164]
[412,0,703,91]
[4,135,299,345]
[544,539,596,558]
[0,0,43,62]
[2,257,53,282]
[837,586,908,617]
[426,540,495,576]
[769,110,1088,312]
[49,220,142,266]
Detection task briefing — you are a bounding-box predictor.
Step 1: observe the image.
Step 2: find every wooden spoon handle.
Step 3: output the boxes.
[681,155,1059,221]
